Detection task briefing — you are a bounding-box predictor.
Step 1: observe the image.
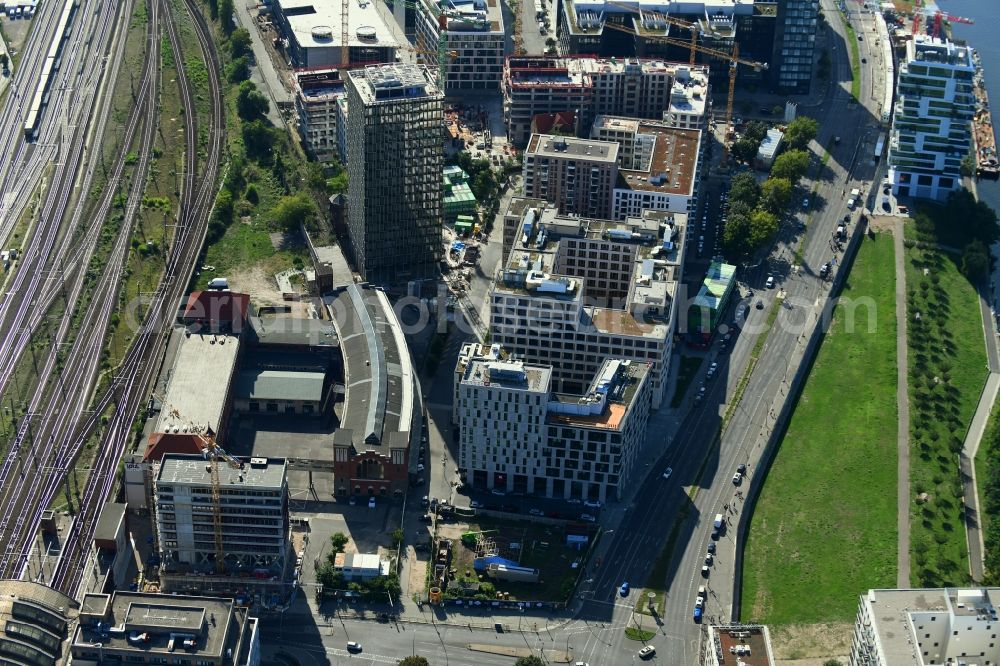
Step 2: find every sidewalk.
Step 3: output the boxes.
[962,372,999,582]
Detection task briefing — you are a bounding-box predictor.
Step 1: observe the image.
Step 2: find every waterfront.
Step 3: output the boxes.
[947,0,1000,211]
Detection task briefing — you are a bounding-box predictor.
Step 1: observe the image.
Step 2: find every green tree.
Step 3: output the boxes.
[330,532,349,553]
[946,188,1000,243]
[723,211,752,259]
[731,136,760,165]
[229,27,252,58]
[961,153,977,178]
[392,528,405,547]
[207,0,218,20]
[770,149,811,183]
[219,0,235,33]
[398,658,431,666]
[760,177,793,214]
[729,172,761,208]
[236,81,269,121]
[514,658,546,666]
[245,183,259,204]
[772,104,784,117]
[784,116,819,151]
[226,56,251,84]
[271,193,317,231]
[961,240,990,281]
[749,209,779,248]
[327,162,348,194]
[241,120,275,161]
[743,121,768,144]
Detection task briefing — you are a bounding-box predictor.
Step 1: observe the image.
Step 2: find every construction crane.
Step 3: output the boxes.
[601,22,767,161]
[195,432,242,574]
[605,0,705,65]
[911,0,923,35]
[931,10,973,39]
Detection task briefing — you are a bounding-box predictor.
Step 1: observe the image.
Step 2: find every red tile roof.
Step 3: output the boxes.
[531,111,576,135]
[144,432,206,462]
[180,291,250,327]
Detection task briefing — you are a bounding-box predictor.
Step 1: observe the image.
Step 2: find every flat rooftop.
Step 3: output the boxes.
[327,284,414,446]
[347,63,441,105]
[156,454,287,490]
[296,69,345,102]
[437,0,504,32]
[707,624,776,666]
[909,34,974,68]
[234,369,326,403]
[154,329,240,436]
[506,56,698,89]
[461,358,552,392]
[525,133,619,163]
[548,359,648,429]
[276,0,400,51]
[617,122,701,195]
[249,315,339,348]
[74,592,243,660]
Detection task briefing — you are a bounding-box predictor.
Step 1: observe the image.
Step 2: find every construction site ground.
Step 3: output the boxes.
[435,517,580,602]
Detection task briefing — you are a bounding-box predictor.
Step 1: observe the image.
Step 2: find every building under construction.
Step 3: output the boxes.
[413,0,506,92]
[153,454,291,598]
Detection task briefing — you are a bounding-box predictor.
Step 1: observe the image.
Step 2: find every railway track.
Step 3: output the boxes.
[50,0,225,596]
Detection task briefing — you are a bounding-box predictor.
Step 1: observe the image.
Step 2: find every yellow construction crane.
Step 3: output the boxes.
[605,0,702,65]
[601,22,767,162]
[195,432,242,574]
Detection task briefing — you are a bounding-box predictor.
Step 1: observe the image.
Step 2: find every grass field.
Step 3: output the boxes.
[741,234,898,625]
[903,219,987,587]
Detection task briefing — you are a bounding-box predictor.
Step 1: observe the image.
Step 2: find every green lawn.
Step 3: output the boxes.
[977,402,999,545]
[904,220,988,587]
[741,234,898,625]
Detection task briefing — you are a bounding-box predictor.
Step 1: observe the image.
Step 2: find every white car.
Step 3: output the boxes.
[638,645,656,659]
[583,499,602,508]
[662,467,673,480]
[470,500,483,508]
[765,275,775,289]
[346,641,362,653]
[368,497,376,509]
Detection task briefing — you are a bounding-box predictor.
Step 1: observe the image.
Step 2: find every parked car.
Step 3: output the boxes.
[705,552,713,566]
[620,582,630,596]
[765,275,775,289]
[566,498,582,505]
[639,645,656,659]
[737,464,746,474]
[347,642,362,653]
[707,542,716,554]
[368,497,376,509]
[470,500,483,509]
[491,488,506,496]
[580,513,596,523]
[732,472,743,485]
[421,495,429,507]
[662,467,673,480]
[583,500,602,509]
[419,513,433,523]
[702,565,710,577]
[529,508,544,516]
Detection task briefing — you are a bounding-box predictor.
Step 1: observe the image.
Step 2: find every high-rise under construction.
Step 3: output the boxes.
[345,63,444,284]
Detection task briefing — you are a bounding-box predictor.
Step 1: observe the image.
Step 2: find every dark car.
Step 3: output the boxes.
[707,542,717,554]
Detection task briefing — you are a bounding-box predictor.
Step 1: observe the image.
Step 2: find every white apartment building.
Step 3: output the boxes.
[490,206,686,408]
[502,56,705,146]
[663,66,710,130]
[852,587,1000,665]
[414,0,505,92]
[154,454,290,576]
[887,35,975,202]
[589,116,703,220]
[272,0,398,68]
[295,69,345,163]
[455,355,651,502]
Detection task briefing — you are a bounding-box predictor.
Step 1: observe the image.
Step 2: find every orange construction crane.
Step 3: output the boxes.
[601,22,767,162]
[606,0,704,65]
[196,432,242,574]
[911,0,922,35]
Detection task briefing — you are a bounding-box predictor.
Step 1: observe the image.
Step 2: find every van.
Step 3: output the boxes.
[207,277,229,290]
[847,197,856,210]
[714,513,724,529]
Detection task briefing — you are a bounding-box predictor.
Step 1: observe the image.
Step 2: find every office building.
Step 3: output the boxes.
[851,587,1000,665]
[771,0,819,93]
[71,591,259,666]
[295,69,346,163]
[887,35,975,201]
[345,64,444,283]
[456,353,651,502]
[154,455,290,578]
[521,134,619,219]
[328,283,422,498]
[502,56,707,146]
[558,0,773,65]
[490,207,687,408]
[272,0,398,68]
[414,0,505,91]
[0,580,77,664]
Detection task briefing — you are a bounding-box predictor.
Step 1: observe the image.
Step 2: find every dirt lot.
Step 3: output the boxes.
[435,517,587,602]
[769,622,853,663]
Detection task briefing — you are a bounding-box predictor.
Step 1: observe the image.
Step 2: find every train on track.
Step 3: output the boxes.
[23,0,78,139]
